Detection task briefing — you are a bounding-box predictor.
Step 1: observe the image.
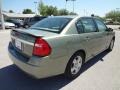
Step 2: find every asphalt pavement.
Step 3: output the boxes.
[0,29,120,90]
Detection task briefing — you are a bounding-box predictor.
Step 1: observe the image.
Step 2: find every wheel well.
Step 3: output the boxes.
[64,49,86,75]
[113,36,115,41]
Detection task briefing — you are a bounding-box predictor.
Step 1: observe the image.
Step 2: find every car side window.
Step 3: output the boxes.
[81,18,97,33]
[95,19,107,32]
[31,18,35,22]
[34,17,40,21]
[76,20,84,33]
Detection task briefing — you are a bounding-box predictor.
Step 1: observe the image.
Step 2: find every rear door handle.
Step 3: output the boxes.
[85,37,90,41]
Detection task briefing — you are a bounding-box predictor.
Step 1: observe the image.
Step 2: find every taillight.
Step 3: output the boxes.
[33,37,51,56]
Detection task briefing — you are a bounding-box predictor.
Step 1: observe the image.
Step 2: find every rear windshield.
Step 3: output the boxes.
[30,17,72,33]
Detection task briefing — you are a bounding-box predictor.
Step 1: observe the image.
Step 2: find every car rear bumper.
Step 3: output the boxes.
[8,42,66,79]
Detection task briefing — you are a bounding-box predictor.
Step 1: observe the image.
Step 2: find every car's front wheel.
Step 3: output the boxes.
[108,39,115,51]
[65,52,84,79]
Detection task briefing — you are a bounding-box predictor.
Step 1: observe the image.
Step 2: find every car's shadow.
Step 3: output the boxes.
[0,50,109,90]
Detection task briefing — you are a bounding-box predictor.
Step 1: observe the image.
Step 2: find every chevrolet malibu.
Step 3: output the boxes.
[8,16,115,79]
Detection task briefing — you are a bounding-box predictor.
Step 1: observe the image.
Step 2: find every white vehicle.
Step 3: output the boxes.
[0,20,15,29]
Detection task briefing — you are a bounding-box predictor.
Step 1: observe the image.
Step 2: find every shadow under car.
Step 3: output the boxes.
[0,50,109,90]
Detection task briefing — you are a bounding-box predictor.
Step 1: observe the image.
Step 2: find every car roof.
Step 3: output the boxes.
[48,15,99,19]
[48,15,78,19]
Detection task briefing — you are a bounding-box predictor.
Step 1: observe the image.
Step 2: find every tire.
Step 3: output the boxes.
[24,25,29,28]
[65,52,85,79]
[107,39,115,51]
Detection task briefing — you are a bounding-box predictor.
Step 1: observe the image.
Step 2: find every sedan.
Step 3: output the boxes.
[8,16,115,79]
[23,16,47,28]
[6,19,23,28]
[0,20,15,29]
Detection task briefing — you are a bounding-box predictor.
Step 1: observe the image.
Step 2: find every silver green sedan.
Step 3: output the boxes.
[8,16,115,79]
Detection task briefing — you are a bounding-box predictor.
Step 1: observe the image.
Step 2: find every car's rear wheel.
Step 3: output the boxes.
[65,52,84,79]
[108,39,115,51]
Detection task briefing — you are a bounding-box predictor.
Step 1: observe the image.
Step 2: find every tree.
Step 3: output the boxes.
[38,2,78,16]
[58,9,69,15]
[105,10,120,22]
[38,2,48,16]
[38,2,58,16]
[46,6,58,16]
[22,9,34,14]
[9,10,14,13]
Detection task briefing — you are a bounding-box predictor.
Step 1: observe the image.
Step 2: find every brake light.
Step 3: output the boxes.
[33,37,51,56]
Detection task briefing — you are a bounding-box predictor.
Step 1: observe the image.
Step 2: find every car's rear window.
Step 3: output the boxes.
[30,17,72,33]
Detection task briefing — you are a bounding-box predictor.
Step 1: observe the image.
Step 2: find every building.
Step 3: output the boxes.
[3,12,36,19]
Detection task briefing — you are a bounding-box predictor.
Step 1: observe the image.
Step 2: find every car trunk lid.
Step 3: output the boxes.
[11,29,57,57]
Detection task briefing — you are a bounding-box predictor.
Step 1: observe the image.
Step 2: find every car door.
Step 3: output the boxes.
[94,18,109,51]
[76,18,101,60]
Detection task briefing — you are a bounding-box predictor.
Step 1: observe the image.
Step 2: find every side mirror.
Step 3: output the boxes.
[106,28,113,32]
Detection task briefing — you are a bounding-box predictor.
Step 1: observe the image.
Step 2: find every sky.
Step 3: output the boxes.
[2,0,120,17]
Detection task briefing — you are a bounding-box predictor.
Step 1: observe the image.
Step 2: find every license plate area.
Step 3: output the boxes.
[15,39,22,50]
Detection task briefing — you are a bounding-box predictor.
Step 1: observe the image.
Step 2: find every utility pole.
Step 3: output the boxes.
[0,0,5,30]
[65,0,67,10]
[34,0,42,15]
[39,0,42,15]
[65,0,76,13]
[72,0,76,13]
[34,1,38,14]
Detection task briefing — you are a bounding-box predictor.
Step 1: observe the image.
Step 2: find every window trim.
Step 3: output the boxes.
[75,19,85,34]
[94,18,107,32]
[76,17,98,34]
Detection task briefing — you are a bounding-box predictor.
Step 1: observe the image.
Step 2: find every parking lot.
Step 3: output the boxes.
[0,27,120,90]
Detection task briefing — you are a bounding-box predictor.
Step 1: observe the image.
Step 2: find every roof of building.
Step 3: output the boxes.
[3,12,36,18]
